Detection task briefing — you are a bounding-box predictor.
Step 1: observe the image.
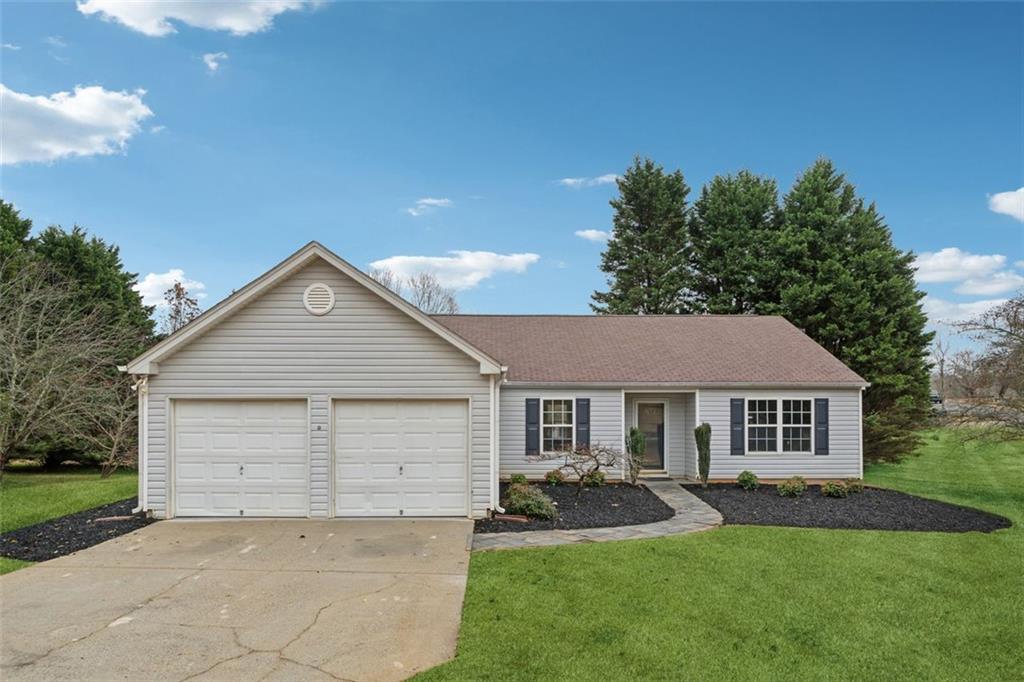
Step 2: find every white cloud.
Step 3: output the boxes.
[406,197,453,217]
[575,229,610,242]
[45,36,68,48]
[955,271,1024,296]
[203,52,228,72]
[988,187,1024,222]
[133,269,207,307]
[557,173,619,189]
[913,247,1006,283]
[77,0,314,37]
[2,43,21,50]
[923,296,1008,324]
[369,251,540,289]
[1,83,154,165]
[150,124,166,134]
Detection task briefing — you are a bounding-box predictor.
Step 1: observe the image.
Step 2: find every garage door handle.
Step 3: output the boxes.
[399,465,404,475]
[239,464,244,475]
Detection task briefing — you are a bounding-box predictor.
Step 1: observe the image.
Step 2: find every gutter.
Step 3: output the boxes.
[119,366,148,515]
[490,372,506,514]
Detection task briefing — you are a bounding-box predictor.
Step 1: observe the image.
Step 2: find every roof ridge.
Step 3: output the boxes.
[431,313,783,318]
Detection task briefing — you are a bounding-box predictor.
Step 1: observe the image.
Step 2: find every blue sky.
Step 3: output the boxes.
[2,1,1022,331]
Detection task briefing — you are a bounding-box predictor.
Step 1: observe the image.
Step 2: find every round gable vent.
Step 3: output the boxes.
[303,283,335,316]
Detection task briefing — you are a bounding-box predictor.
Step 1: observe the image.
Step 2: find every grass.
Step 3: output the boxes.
[0,468,137,575]
[418,430,1023,681]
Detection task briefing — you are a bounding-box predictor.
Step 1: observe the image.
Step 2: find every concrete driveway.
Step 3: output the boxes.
[1,518,473,681]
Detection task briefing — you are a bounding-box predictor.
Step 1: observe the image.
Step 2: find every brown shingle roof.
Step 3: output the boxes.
[432,315,867,385]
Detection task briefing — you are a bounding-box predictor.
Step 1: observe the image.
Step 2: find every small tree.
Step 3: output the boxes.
[695,423,712,487]
[534,444,623,494]
[162,281,202,334]
[626,427,646,485]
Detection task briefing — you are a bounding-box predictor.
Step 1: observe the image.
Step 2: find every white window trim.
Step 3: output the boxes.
[541,397,575,455]
[744,398,814,456]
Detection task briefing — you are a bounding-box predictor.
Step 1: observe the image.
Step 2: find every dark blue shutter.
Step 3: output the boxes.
[814,398,829,455]
[575,398,590,447]
[730,399,745,455]
[525,399,540,456]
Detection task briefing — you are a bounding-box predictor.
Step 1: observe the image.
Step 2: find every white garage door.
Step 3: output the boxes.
[334,400,468,517]
[174,400,308,517]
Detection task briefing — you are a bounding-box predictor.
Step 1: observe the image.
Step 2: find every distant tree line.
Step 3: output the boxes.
[592,156,934,462]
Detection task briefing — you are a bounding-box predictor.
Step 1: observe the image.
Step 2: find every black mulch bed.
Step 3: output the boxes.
[687,484,1011,533]
[474,482,675,533]
[0,497,155,562]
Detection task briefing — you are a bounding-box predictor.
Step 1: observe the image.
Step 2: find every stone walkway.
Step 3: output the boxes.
[473,481,723,551]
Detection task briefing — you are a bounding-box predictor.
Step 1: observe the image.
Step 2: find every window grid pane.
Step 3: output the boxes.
[542,399,573,452]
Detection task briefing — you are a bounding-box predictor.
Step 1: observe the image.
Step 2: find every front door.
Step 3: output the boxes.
[637,403,665,470]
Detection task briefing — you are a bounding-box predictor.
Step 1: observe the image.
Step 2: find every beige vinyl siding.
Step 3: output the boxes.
[499,388,624,479]
[624,393,695,477]
[145,259,492,518]
[699,388,862,479]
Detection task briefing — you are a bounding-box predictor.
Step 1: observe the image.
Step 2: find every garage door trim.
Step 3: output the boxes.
[169,396,311,519]
[329,395,473,518]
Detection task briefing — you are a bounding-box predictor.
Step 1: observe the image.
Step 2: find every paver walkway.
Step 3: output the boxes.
[473,480,722,551]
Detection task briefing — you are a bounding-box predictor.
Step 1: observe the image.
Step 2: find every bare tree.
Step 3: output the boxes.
[0,260,119,471]
[162,281,202,334]
[368,267,402,294]
[951,292,1024,441]
[80,374,139,477]
[368,267,460,314]
[931,331,951,397]
[405,272,459,314]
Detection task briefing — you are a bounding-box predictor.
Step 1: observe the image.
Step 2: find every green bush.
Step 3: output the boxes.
[821,480,849,498]
[545,469,565,486]
[737,470,759,490]
[844,478,865,494]
[509,473,528,485]
[626,427,646,485]
[503,483,558,520]
[777,476,807,498]
[583,470,606,487]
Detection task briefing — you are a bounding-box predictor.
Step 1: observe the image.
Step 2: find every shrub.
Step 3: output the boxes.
[737,470,759,490]
[626,427,646,485]
[502,483,557,520]
[544,469,565,486]
[821,480,849,498]
[509,473,528,485]
[777,476,807,498]
[844,478,865,494]
[583,470,606,487]
[695,423,712,487]
[533,444,623,493]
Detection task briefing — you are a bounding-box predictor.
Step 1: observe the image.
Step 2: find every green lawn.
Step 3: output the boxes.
[0,468,137,575]
[418,430,1023,681]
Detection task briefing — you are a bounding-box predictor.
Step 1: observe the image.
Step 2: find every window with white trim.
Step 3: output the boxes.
[746,399,777,452]
[747,399,813,454]
[782,399,813,453]
[542,399,574,453]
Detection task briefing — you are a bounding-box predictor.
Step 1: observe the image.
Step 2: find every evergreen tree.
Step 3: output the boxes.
[591,156,694,313]
[769,159,933,461]
[689,171,780,314]
[1,200,32,269]
[32,225,155,361]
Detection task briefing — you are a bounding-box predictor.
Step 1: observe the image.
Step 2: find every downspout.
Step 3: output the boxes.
[122,371,149,515]
[491,370,507,514]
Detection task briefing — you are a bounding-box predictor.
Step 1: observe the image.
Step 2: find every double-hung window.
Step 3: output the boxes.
[746,399,812,454]
[542,399,574,453]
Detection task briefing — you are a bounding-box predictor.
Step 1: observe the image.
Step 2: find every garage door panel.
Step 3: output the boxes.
[174,400,308,517]
[334,400,467,517]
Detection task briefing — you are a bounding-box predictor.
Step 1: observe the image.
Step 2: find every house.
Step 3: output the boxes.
[124,241,867,520]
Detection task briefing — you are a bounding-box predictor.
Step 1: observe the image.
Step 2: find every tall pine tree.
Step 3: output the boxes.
[591,156,693,314]
[689,171,780,314]
[767,159,933,461]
